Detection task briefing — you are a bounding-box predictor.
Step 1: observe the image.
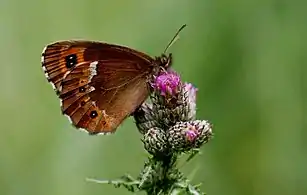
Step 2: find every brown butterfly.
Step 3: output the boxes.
[42,25,186,135]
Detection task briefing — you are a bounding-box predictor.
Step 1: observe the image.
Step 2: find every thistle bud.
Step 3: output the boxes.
[168,120,213,152]
[142,127,168,155]
[134,103,158,134]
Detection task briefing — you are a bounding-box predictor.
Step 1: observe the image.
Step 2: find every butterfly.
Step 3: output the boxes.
[41,25,186,135]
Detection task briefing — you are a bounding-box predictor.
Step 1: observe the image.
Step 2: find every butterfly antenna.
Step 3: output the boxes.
[163,24,187,54]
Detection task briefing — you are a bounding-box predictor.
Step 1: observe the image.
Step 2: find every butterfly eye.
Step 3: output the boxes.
[90,110,98,118]
[65,54,78,68]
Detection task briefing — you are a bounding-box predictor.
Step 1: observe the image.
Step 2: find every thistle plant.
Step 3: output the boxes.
[87,70,213,195]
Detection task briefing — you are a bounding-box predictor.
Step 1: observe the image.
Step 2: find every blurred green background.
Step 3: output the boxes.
[1,0,306,194]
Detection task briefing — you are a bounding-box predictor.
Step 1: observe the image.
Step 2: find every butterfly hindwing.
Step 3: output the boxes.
[60,60,150,134]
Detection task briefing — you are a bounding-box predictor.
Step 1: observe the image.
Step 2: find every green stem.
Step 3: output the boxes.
[145,154,179,195]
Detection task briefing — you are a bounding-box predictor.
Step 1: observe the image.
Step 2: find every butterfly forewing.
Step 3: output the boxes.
[42,41,153,92]
[42,41,156,134]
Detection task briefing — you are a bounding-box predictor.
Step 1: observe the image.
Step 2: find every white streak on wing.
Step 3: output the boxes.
[89,61,98,82]
[41,46,47,63]
[58,85,62,92]
[42,46,48,78]
[63,71,71,80]
[91,101,97,107]
[64,114,73,124]
[41,45,56,89]
[41,56,45,65]
[58,70,72,93]
[89,86,95,92]
[44,72,49,79]
[50,82,56,90]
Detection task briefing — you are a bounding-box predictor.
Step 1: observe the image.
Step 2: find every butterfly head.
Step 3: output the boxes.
[156,53,172,70]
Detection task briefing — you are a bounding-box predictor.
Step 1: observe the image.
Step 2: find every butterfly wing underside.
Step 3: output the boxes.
[42,41,154,134]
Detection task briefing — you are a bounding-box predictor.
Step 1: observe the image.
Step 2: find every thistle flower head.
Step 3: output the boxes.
[152,71,181,96]
[136,71,202,132]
